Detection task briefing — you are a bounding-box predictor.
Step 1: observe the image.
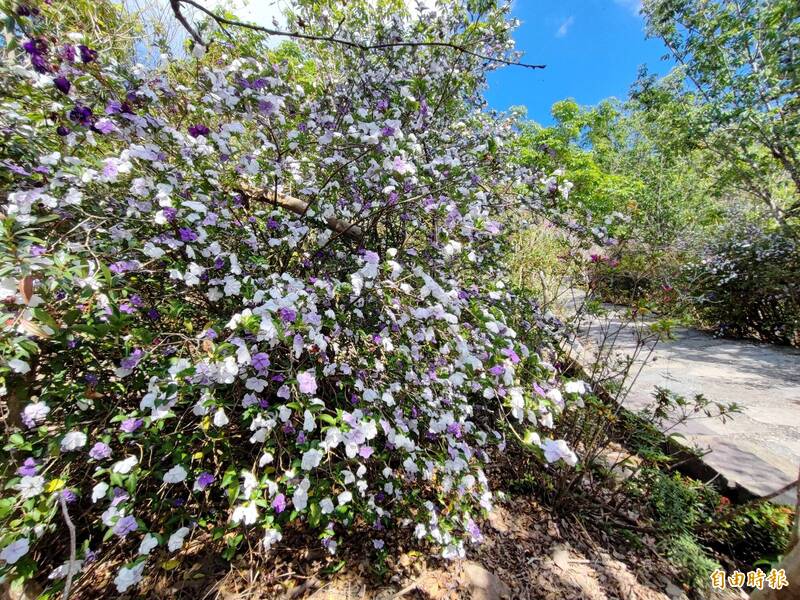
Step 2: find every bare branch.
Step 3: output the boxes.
[174,0,545,70]
[240,187,363,241]
[169,0,203,46]
[60,492,77,600]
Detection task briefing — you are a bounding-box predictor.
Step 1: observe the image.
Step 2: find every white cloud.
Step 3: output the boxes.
[614,0,643,16]
[555,16,575,38]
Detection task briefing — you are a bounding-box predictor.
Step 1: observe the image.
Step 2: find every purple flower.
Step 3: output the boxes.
[119,302,135,314]
[105,100,123,115]
[178,227,197,242]
[78,45,97,63]
[120,348,144,370]
[501,348,520,364]
[94,119,115,134]
[489,365,504,376]
[188,124,210,138]
[113,515,138,537]
[120,418,143,433]
[278,308,296,323]
[195,472,214,491]
[56,125,71,137]
[68,104,93,126]
[252,352,270,371]
[22,38,47,56]
[16,4,38,16]
[29,245,46,257]
[162,207,177,222]
[146,308,160,320]
[109,260,137,275]
[60,44,76,62]
[258,99,276,115]
[61,489,77,504]
[89,442,112,460]
[17,458,38,477]
[30,53,49,73]
[111,488,130,507]
[53,76,70,95]
[447,422,463,439]
[272,493,287,514]
[466,519,482,542]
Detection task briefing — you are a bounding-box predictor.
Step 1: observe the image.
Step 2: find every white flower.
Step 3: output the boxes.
[167,527,190,552]
[564,380,587,395]
[303,409,315,432]
[546,388,564,406]
[48,560,83,580]
[163,465,187,484]
[91,482,109,503]
[293,478,310,511]
[320,498,334,514]
[15,475,44,499]
[245,377,267,392]
[138,533,159,555]
[231,502,259,525]
[301,448,324,471]
[337,490,353,506]
[212,408,229,427]
[8,358,30,374]
[60,431,87,452]
[114,562,145,593]
[542,439,578,467]
[23,401,50,424]
[191,42,206,59]
[262,527,282,550]
[112,455,138,474]
[1,539,29,564]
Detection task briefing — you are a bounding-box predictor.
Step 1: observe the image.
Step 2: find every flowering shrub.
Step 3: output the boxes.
[690,218,799,346]
[0,0,584,594]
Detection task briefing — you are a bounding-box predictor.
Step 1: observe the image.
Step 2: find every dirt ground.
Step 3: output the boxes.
[86,495,725,600]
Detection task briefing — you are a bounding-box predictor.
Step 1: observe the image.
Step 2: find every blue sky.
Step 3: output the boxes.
[485,0,674,124]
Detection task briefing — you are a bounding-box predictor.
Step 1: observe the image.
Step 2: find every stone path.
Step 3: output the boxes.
[570,302,800,504]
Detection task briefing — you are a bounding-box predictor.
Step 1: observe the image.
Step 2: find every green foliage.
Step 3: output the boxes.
[507,222,583,311]
[663,533,720,591]
[714,502,793,566]
[515,98,721,247]
[639,0,800,223]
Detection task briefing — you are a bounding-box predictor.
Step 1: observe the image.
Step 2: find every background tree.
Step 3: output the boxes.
[638,0,800,224]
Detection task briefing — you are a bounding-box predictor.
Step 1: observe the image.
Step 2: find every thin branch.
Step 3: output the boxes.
[60,492,77,600]
[169,0,204,50]
[175,0,545,70]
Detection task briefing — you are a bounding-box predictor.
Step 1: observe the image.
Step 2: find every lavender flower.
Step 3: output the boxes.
[120,418,143,434]
[89,442,112,460]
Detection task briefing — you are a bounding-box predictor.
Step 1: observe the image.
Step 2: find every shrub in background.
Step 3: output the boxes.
[690,217,800,346]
